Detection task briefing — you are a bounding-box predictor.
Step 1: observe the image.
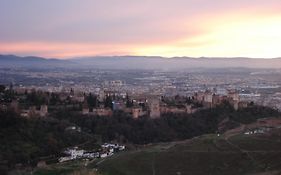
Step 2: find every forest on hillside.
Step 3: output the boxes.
[0,103,280,174]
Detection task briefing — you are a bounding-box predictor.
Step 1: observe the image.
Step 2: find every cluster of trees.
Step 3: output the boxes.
[25,91,48,106]
[0,110,90,174]
[0,85,15,103]
[54,102,280,144]
[0,85,5,93]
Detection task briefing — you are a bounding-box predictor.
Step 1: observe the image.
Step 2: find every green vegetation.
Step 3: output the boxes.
[97,130,281,175]
[31,161,97,175]
[0,111,91,174]
[53,102,280,145]
[10,160,100,175]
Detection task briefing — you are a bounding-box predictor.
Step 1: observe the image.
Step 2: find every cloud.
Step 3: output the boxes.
[0,42,136,58]
[0,0,281,58]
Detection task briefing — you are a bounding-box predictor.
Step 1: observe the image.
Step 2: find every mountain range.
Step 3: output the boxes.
[1,54,281,70]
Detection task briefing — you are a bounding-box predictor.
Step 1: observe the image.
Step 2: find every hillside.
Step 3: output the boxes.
[2,99,280,175]
[96,125,281,175]
[0,111,93,174]
[13,117,281,175]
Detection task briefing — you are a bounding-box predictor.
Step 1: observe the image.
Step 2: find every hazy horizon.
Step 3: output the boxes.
[1,54,281,60]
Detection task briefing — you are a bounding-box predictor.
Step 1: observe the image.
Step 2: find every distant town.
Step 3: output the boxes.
[1,67,281,112]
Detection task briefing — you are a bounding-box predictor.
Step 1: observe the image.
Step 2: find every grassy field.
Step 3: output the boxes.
[96,130,281,175]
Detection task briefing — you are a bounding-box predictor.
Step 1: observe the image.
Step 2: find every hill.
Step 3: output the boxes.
[72,56,281,70]
[0,55,72,68]
[1,54,281,70]
[96,125,281,175]
[25,118,281,175]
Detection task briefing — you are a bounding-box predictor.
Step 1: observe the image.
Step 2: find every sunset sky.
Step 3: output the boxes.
[0,0,281,58]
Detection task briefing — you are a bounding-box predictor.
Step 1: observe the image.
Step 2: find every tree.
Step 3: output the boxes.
[0,85,5,93]
[125,95,133,108]
[105,96,113,109]
[87,93,97,108]
[50,93,59,105]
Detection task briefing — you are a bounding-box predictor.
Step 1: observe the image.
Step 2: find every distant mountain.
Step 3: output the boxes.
[0,55,72,68]
[72,56,281,70]
[1,54,281,70]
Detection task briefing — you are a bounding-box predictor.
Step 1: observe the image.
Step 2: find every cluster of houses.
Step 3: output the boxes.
[1,85,250,119]
[82,89,249,118]
[193,89,248,110]
[244,128,269,135]
[59,143,125,163]
[244,118,281,135]
[20,104,48,118]
[2,99,49,118]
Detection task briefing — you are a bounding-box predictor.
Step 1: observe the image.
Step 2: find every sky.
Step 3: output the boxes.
[0,0,281,59]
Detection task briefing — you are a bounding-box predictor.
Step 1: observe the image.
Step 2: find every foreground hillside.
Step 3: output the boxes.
[3,104,281,174]
[18,118,281,175]
[97,125,281,175]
